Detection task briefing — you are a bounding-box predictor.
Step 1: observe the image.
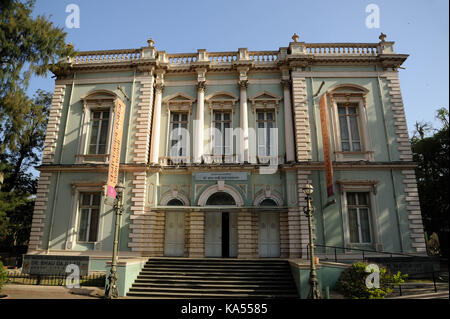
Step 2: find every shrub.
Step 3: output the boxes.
[0,261,8,294]
[336,261,407,299]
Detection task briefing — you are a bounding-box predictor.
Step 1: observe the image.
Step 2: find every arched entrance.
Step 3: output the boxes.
[202,190,240,258]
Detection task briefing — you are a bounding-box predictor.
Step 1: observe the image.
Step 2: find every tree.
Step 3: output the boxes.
[0,0,74,149]
[411,108,449,257]
[0,0,75,252]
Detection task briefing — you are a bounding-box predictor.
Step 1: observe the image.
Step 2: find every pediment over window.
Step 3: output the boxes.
[163,92,196,104]
[81,90,118,108]
[249,91,282,113]
[327,84,370,109]
[327,84,369,98]
[205,91,238,110]
[163,92,196,112]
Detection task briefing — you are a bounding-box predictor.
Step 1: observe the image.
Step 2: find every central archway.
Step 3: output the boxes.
[197,184,244,206]
[199,184,242,258]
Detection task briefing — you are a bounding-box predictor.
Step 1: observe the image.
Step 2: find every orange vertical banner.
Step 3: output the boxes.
[106,98,126,198]
[319,94,334,197]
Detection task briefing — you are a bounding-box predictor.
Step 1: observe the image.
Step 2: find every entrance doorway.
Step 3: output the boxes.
[164,211,185,256]
[204,192,238,257]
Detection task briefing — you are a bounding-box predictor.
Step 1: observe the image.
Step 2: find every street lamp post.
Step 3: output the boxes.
[302,183,321,299]
[105,183,124,299]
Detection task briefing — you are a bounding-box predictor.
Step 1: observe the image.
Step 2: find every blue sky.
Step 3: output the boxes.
[28,0,449,134]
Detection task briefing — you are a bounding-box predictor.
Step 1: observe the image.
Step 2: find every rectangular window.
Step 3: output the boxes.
[78,192,101,242]
[88,109,110,154]
[338,103,361,152]
[256,111,275,156]
[347,192,371,243]
[213,111,231,156]
[169,112,188,157]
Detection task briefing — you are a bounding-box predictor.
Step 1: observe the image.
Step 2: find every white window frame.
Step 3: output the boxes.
[76,96,115,164]
[66,184,105,250]
[76,192,102,243]
[166,111,191,164]
[338,181,381,250]
[204,92,237,164]
[162,93,196,165]
[255,110,277,161]
[212,110,233,160]
[329,94,373,161]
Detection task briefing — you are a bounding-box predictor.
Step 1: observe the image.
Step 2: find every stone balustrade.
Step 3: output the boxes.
[208,52,237,64]
[70,42,388,67]
[248,51,278,63]
[306,43,378,55]
[73,49,141,63]
[167,53,197,65]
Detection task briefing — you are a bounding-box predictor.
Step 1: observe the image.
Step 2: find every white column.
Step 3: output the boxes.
[193,81,205,163]
[282,80,295,162]
[150,83,163,164]
[239,80,249,163]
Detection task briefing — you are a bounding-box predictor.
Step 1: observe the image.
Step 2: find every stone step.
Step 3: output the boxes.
[136,274,293,281]
[131,282,296,289]
[141,267,289,273]
[134,278,294,285]
[127,258,299,299]
[126,291,299,299]
[128,286,298,294]
[145,262,289,268]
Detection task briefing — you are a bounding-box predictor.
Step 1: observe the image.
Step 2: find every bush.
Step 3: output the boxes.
[336,262,407,299]
[0,261,8,294]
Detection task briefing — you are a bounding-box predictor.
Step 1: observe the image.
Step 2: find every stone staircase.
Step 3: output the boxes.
[126,258,299,298]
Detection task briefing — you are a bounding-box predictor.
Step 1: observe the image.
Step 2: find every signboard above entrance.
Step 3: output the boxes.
[194,172,247,181]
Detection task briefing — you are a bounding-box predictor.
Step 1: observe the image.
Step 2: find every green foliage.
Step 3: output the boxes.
[0,1,70,250]
[0,260,8,293]
[336,262,407,299]
[411,108,449,257]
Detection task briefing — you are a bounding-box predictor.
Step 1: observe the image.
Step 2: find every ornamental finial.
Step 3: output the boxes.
[147,37,155,47]
[379,32,387,42]
[292,33,299,43]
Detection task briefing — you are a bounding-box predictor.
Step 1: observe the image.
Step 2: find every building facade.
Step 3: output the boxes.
[28,34,427,265]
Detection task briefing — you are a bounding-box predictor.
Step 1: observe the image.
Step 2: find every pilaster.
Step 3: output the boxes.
[149,70,164,164]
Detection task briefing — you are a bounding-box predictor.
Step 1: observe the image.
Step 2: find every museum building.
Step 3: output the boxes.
[27,34,427,267]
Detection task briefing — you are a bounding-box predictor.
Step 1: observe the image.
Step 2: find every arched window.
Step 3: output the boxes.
[326,84,372,161]
[206,192,236,205]
[259,198,278,206]
[167,199,184,206]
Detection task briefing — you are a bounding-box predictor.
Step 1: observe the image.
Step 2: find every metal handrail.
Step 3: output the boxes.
[306,243,428,261]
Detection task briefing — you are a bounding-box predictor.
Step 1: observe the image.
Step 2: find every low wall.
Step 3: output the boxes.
[289,259,349,299]
[105,258,147,296]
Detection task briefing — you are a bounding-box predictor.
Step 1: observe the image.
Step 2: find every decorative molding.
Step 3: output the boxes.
[336,179,379,195]
[248,91,282,113]
[197,183,244,206]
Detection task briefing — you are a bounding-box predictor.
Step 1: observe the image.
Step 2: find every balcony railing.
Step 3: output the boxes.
[71,42,382,66]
